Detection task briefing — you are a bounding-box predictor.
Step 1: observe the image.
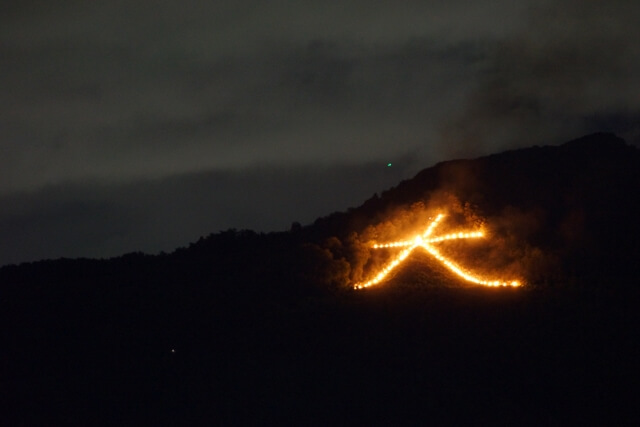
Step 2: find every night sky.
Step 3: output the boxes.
[2,1,639,266]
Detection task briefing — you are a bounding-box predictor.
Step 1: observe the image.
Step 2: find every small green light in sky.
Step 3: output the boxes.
[387,163,392,167]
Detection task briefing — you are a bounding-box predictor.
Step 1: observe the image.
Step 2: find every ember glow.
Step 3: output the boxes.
[354,213,521,289]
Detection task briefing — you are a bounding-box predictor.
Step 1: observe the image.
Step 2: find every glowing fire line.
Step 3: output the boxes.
[354,213,521,289]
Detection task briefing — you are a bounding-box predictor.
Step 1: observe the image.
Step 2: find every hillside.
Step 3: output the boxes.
[306,132,640,287]
[2,133,639,424]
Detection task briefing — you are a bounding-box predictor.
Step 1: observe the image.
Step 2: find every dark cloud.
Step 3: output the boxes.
[0,37,482,192]
[0,161,418,266]
[440,0,640,155]
[1,1,638,264]
[0,1,522,193]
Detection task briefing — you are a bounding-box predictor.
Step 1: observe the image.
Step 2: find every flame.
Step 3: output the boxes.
[354,213,521,289]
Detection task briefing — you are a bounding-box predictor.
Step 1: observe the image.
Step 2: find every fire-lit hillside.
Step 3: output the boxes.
[2,133,639,424]
[304,132,640,289]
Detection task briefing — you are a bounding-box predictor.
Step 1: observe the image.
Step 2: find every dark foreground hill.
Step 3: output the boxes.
[2,133,639,424]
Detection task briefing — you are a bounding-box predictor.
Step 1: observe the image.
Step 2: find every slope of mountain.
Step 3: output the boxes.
[307,132,640,286]
[2,133,639,424]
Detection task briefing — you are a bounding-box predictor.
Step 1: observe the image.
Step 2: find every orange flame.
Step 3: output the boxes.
[354,213,521,289]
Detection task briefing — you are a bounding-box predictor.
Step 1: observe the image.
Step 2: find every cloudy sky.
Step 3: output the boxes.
[2,0,639,265]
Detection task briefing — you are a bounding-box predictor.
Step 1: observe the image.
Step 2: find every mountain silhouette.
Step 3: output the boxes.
[2,133,639,424]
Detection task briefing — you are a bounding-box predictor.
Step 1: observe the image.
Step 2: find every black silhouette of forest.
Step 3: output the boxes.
[2,133,639,424]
